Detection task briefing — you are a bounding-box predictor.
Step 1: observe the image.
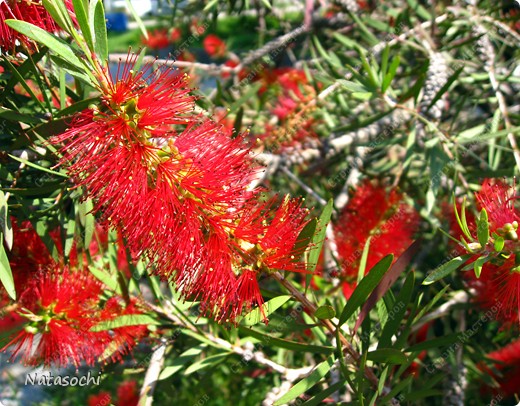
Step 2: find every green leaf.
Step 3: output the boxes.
[300,381,345,406]
[238,327,334,354]
[366,348,408,364]
[382,54,400,93]
[93,0,108,62]
[273,356,335,405]
[89,266,121,294]
[8,154,68,178]
[452,196,472,240]
[241,295,292,326]
[91,314,161,331]
[314,305,336,320]
[379,375,414,404]
[422,254,472,285]
[0,241,16,300]
[260,0,272,9]
[293,218,316,269]
[5,20,84,70]
[338,255,394,326]
[185,352,231,375]
[124,0,148,39]
[494,235,505,252]
[232,107,244,137]
[159,346,206,380]
[378,272,414,349]
[477,208,489,247]
[313,36,332,63]
[406,333,463,353]
[473,255,487,279]
[406,0,431,19]
[357,237,371,284]
[72,0,94,51]
[308,200,333,273]
[42,0,75,33]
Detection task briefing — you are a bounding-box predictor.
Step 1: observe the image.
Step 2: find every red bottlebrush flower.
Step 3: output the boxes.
[1,265,147,367]
[203,34,227,58]
[0,0,75,53]
[142,29,170,49]
[116,380,139,406]
[52,52,310,325]
[481,339,520,398]
[475,179,520,236]
[169,27,182,43]
[2,266,107,367]
[334,180,420,298]
[88,391,112,406]
[467,255,520,324]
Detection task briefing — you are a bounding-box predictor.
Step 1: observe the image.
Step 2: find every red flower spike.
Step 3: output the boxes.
[0,0,75,53]
[203,34,227,58]
[467,255,520,324]
[1,264,147,367]
[52,52,311,325]
[1,267,107,367]
[481,339,520,398]
[88,392,112,406]
[116,380,139,406]
[334,180,420,298]
[142,29,170,49]
[475,179,520,237]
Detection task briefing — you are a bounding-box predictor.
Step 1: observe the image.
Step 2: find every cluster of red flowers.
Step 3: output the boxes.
[203,34,227,58]
[142,28,182,50]
[255,68,319,153]
[0,0,75,53]
[334,180,420,298]
[88,379,139,406]
[52,54,310,324]
[456,179,520,325]
[0,221,147,367]
[483,338,520,398]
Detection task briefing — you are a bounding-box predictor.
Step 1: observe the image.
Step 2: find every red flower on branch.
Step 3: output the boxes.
[481,339,520,398]
[0,0,75,53]
[203,34,227,58]
[142,29,170,49]
[475,179,520,237]
[52,54,311,324]
[334,180,420,298]
[1,224,148,367]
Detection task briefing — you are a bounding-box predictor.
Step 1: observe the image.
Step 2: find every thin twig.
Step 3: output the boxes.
[138,340,168,406]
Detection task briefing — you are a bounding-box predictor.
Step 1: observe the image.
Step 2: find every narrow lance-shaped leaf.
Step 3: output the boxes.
[308,199,333,273]
[0,239,16,300]
[423,254,473,285]
[477,208,489,247]
[72,0,94,51]
[240,295,292,326]
[93,0,108,63]
[473,255,487,279]
[355,239,421,333]
[338,254,394,326]
[5,20,84,71]
[273,357,336,405]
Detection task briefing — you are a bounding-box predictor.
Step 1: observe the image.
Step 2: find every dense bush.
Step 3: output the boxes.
[1,0,520,404]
